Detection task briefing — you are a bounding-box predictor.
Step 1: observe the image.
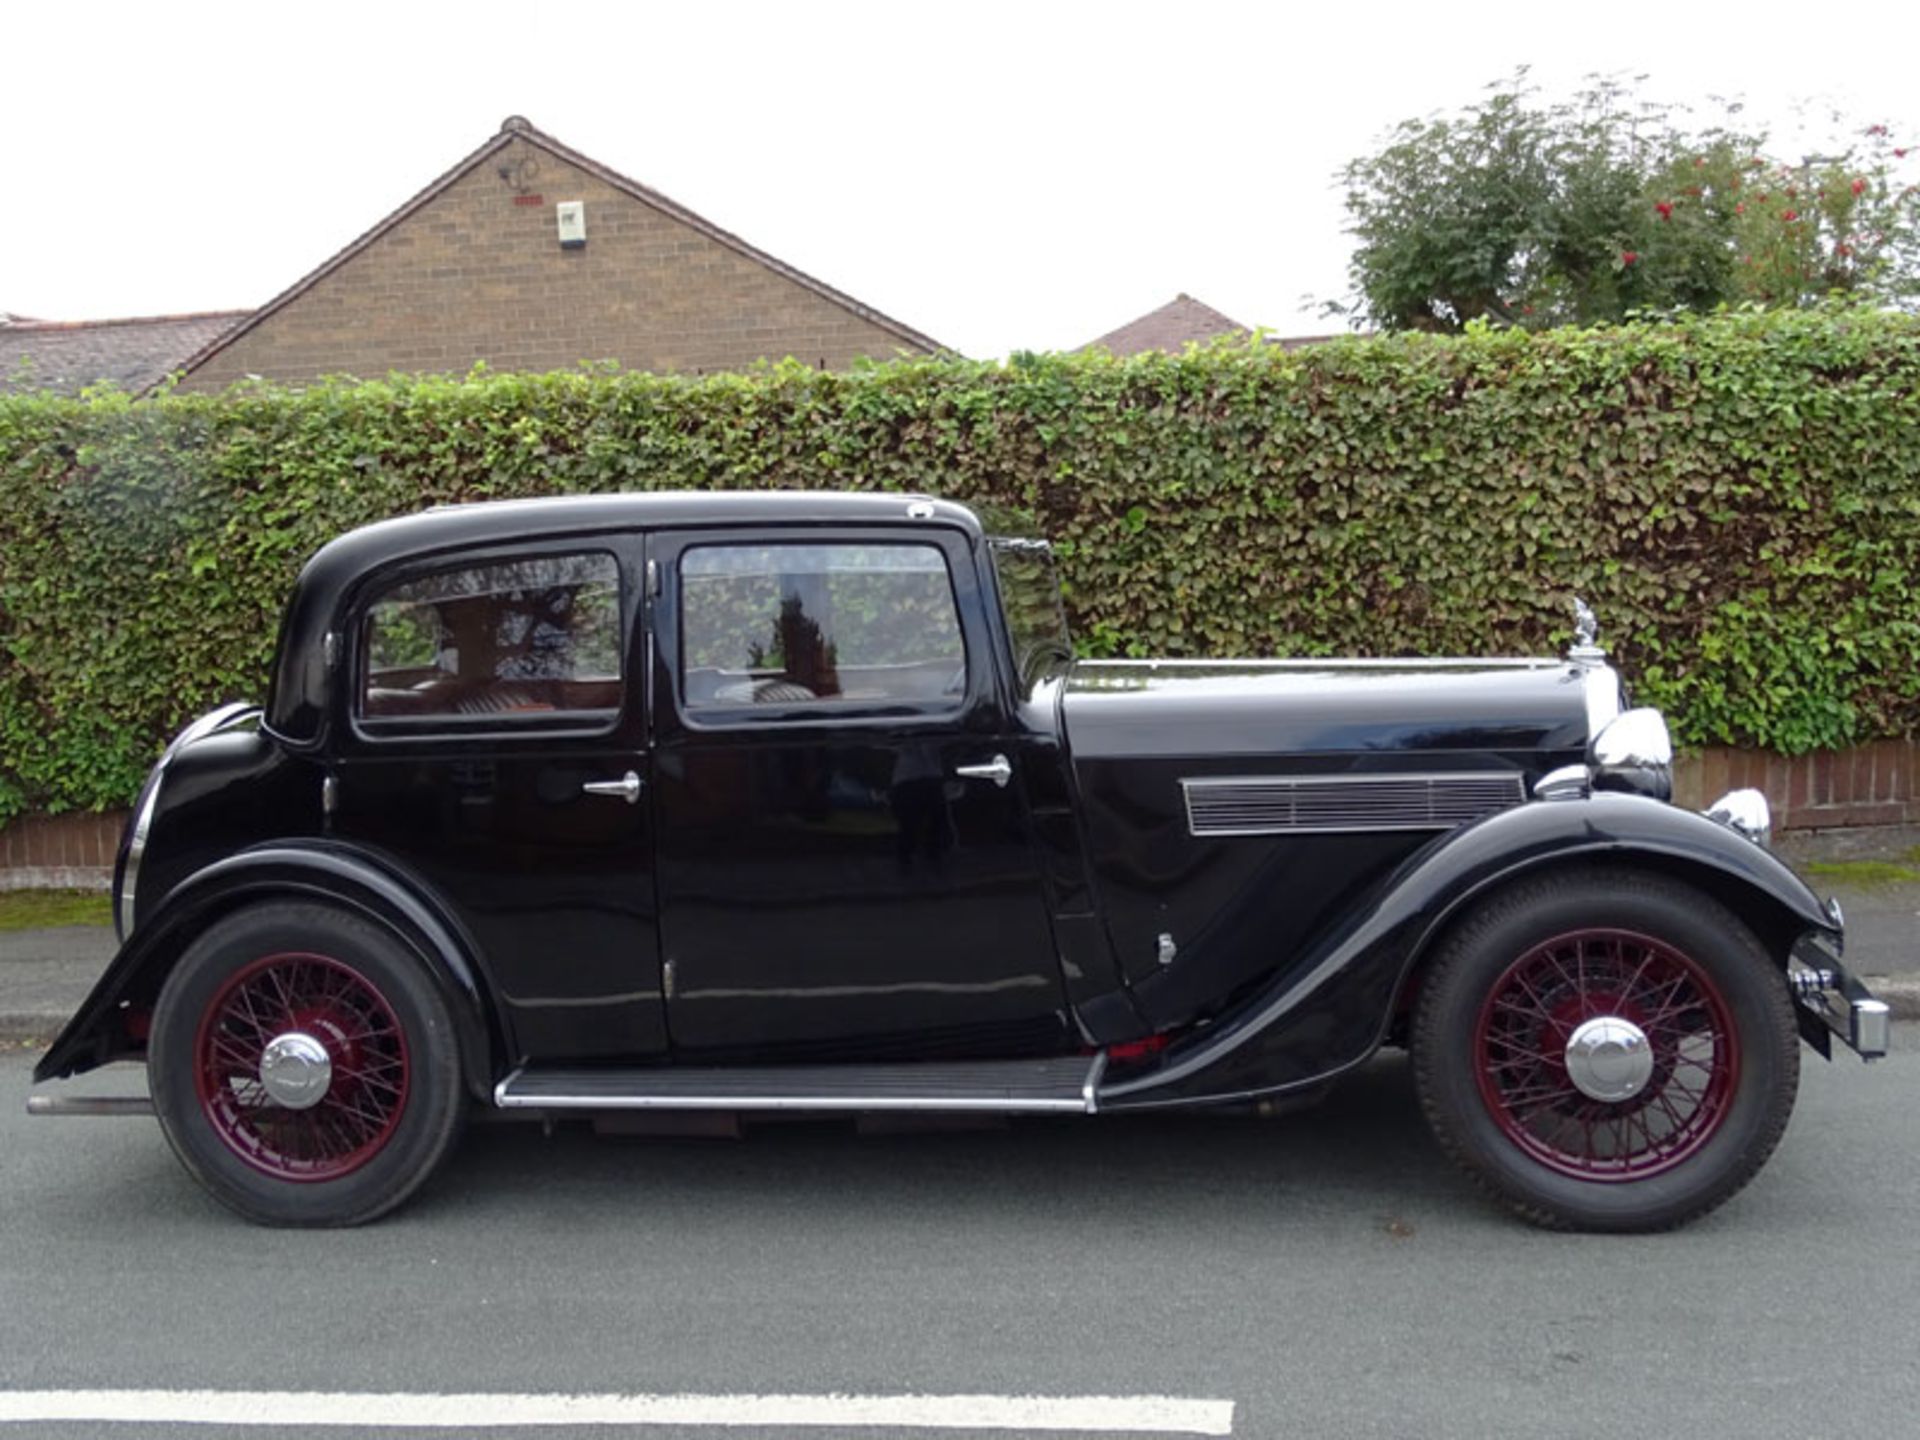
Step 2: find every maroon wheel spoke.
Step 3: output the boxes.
[1486,1035,1560,1068]
[208,1036,259,1076]
[193,952,411,1183]
[1473,927,1739,1182]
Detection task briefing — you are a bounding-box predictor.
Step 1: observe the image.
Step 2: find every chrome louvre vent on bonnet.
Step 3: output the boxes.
[1182,773,1526,837]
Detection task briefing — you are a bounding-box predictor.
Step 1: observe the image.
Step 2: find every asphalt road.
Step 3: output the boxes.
[2,1035,1915,1439]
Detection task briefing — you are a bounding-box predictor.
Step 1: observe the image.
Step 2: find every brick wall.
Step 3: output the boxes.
[183,135,926,389]
[0,810,124,891]
[1672,740,1920,830]
[3,742,1913,892]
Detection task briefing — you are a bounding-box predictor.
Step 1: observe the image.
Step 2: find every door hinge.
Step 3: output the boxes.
[663,958,676,1001]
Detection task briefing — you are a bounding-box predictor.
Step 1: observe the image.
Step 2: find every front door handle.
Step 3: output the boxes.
[582,771,644,805]
[954,754,1013,788]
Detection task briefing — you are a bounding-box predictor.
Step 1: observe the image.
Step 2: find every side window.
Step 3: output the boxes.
[681,542,965,713]
[359,552,623,726]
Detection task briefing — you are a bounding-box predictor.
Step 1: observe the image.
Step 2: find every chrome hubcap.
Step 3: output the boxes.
[1563,1016,1654,1102]
[258,1031,333,1110]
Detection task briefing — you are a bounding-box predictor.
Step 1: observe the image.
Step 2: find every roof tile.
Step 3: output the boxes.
[1,311,250,395]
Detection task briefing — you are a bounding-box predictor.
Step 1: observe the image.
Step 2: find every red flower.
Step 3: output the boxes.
[1852,177,1867,195]
[1782,209,1799,221]
[1620,250,1639,266]
[1897,148,1909,158]
[1868,124,1890,137]
[1734,202,1746,214]
[1655,200,1674,220]
[1837,243,1853,257]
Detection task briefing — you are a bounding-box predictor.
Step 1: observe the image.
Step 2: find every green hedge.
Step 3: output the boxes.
[2,307,1918,822]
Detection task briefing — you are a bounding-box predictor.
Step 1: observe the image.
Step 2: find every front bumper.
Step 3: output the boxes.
[1789,932,1891,1061]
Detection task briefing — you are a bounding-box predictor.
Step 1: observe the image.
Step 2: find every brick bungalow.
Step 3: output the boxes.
[171,116,941,389]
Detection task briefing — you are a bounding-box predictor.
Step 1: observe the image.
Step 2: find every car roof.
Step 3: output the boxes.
[265,490,987,745]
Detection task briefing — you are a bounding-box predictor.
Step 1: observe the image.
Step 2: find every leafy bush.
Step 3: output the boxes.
[1335,77,1920,330]
[2,306,1917,822]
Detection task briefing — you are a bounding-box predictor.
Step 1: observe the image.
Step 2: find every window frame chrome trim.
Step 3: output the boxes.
[673,535,972,732]
[344,542,631,747]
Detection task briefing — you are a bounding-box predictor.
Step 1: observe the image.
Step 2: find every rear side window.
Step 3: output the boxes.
[681,542,964,713]
[359,552,623,727]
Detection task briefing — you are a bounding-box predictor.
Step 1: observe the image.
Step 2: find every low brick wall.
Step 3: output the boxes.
[0,810,126,891]
[1672,741,1920,831]
[0,740,1913,891]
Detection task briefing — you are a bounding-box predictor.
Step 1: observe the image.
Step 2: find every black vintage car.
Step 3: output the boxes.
[29,492,1888,1229]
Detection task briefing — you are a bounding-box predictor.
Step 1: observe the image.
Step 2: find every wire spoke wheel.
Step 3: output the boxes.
[1414,870,1799,1231]
[193,951,411,1182]
[1472,928,1738,1180]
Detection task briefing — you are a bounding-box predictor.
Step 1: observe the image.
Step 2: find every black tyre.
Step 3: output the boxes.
[149,902,467,1226]
[1412,867,1799,1232]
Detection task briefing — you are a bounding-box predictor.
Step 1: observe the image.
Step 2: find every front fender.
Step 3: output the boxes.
[1098,793,1836,1110]
[32,841,500,1100]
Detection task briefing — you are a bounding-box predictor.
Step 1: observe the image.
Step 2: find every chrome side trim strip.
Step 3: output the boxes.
[1182,772,1525,837]
[118,778,162,942]
[492,1090,1087,1114]
[1085,657,1560,671]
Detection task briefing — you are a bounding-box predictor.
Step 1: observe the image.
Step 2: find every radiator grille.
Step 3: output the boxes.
[1183,773,1525,836]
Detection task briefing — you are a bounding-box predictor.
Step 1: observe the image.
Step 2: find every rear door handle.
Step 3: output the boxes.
[954,754,1013,788]
[582,771,644,804]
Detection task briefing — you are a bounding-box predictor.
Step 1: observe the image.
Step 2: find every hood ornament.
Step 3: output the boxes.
[1568,597,1606,667]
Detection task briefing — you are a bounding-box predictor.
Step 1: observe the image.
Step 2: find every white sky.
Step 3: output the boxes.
[5,0,1917,357]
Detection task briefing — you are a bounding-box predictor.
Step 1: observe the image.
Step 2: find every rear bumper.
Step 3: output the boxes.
[1789,932,1891,1061]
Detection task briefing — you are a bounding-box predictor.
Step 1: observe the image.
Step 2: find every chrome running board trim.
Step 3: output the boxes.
[492,1057,1103,1114]
[25,1095,154,1117]
[1081,1051,1107,1115]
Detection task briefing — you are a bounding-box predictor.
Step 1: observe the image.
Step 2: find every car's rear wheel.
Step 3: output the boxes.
[1412,868,1798,1231]
[149,902,466,1226]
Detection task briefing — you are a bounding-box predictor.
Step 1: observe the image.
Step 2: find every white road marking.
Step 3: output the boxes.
[0,1389,1234,1434]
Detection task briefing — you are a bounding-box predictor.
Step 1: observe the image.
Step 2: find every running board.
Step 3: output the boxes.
[494,1055,1106,1115]
[25,1095,154,1117]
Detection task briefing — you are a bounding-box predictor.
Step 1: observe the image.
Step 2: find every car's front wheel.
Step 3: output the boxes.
[1412,867,1799,1231]
[149,902,466,1226]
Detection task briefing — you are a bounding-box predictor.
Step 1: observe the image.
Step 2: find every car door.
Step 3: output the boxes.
[328,537,668,1066]
[648,524,1070,1061]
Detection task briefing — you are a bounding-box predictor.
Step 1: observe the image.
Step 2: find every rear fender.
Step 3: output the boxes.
[1098,792,1836,1110]
[32,841,500,1100]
